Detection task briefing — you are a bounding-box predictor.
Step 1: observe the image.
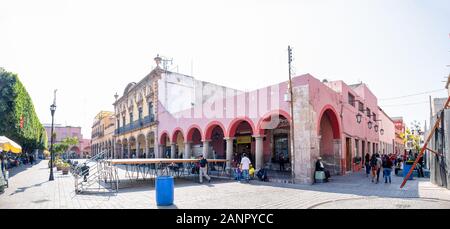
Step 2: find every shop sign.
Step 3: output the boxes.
[237,136,252,144]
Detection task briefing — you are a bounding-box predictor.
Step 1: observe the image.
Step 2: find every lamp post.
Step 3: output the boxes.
[49,90,57,181]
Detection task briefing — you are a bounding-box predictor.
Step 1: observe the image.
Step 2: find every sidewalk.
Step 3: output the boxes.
[1,159,449,209]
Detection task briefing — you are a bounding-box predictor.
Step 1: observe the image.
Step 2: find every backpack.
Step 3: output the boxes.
[370,157,377,167]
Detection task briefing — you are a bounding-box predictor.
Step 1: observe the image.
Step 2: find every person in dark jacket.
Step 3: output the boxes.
[315,157,330,182]
[364,153,371,177]
[382,155,393,183]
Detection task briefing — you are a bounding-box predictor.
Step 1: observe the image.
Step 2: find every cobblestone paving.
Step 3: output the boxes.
[1,160,450,209]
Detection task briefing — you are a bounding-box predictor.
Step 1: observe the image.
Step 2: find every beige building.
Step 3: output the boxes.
[112,57,161,159]
[91,111,116,157]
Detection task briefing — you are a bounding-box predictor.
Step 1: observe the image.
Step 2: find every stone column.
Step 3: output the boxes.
[127,141,131,158]
[120,143,124,159]
[254,135,264,171]
[225,137,234,171]
[171,144,176,158]
[136,140,140,158]
[202,140,210,158]
[184,142,192,159]
[158,145,164,158]
[145,137,149,158]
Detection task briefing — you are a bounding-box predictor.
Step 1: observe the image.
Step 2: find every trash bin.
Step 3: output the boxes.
[403,163,414,180]
[156,176,174,206]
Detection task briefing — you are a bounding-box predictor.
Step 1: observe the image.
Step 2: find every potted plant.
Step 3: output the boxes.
[61,163,70,175]
[56,159,63,171]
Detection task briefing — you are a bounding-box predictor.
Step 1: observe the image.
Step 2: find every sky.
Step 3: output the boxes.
[1,0,449,138]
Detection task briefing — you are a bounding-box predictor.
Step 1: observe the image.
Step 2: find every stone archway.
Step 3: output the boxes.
[147,132,155,158]
[171,129,185,159]
[186,126,202,158]
[318,107,341,175]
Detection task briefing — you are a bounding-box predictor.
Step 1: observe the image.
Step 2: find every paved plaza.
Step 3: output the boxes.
[1,159,450,209]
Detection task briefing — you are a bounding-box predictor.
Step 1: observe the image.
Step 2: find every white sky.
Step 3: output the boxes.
[1,0,449,138]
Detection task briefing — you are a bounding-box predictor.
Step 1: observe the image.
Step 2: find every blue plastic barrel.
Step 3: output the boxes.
[403,164,414,180]
[155,176,174,206]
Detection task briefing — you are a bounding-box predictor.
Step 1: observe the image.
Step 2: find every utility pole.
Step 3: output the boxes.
[288,45,296,183]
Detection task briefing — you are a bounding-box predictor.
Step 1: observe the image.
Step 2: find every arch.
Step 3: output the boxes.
[227,117,256,137]
[171,128,185,143]
[159,131,170,145]
[186,125,203,142]
[204,121,227,141]
[256,109,292,135]
[123,82,136,95]
[317,105,341,139]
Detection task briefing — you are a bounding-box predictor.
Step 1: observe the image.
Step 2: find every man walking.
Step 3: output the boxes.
[240,153,251,183]
[198,155,211,183]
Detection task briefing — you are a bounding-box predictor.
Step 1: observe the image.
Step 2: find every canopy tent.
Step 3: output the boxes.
[0,136,22,154]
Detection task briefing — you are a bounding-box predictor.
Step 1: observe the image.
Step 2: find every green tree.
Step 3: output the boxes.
[0,67,47,153]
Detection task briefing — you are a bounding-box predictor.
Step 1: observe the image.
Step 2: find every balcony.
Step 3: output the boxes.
[115,115,156,135]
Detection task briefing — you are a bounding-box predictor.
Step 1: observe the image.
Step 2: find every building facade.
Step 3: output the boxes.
[91,111,115,157]
[111,56,395,184]
[44,124,90,158]
[378,108,395,156]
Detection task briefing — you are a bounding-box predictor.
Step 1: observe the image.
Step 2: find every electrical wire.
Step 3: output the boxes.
[379,89,445,101]
[381,101,429,107]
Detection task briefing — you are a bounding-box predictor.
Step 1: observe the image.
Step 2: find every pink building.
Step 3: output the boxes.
[112,57,394,184]
[44,124,91,158]
[155,74,389,183]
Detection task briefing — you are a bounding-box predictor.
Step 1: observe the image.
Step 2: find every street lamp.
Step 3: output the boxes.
[49,90,57,181]
[380,129,384,135]
[356,113,362,124]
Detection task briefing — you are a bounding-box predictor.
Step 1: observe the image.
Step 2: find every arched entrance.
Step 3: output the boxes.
[205,122,226,159]
[137,134,146,158]
[228,119,255,164]
[116,140,122,159]
[172,129,185,159]
[122,138,129,158]
[258,112,291,173]
[147,132,155,158]
[160,132,171,158]
[129,136,137,158]
[186,126,202,158]
[318,107,341,175]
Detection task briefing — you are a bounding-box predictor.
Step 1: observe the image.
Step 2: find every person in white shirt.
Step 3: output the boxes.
[240,153,251,183]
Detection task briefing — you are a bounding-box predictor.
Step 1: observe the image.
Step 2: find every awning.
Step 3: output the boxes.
[0,136,22,154]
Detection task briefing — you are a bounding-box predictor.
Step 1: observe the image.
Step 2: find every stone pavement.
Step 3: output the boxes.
[1,160,450,209]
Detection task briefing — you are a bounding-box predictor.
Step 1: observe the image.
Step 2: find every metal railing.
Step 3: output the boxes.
[72,150,119,194]
[115,115,156,135]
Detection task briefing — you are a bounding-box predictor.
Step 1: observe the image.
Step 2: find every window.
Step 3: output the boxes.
[148,102,154,121]
[366,107,371,117]
[138,107,143,125]
[348,93,355,107]
[129,112,134,125]
[372,113,376,121]
[358,102,364,112]
[122,116,126,126]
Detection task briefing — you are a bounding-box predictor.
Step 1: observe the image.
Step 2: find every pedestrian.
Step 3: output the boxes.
[240,153,251,183]
[315,156,330,182]
[370,154,378,183]
[376,154,382,183]
[417,155,424,177]
[198,155,211,183]
[364,153,371,177]
[279,153,285,172]
[382,155,393,184]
